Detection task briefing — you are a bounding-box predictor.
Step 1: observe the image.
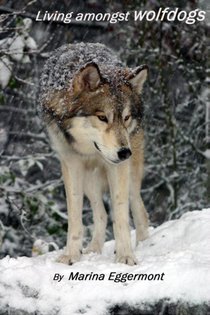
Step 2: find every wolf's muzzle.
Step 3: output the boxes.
[117,148,132,161]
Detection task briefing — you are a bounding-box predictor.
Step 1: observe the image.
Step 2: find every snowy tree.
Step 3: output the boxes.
[112,0,210,224]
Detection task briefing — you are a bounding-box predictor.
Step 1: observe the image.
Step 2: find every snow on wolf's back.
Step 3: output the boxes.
[39,42,124,100]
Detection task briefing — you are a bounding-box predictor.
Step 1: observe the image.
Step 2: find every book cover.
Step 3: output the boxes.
[0,1,209,314]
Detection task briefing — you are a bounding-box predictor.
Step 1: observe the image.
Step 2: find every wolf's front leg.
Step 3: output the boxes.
[107,161,137,265]
[57,157,84,265]
[84,187,107,254]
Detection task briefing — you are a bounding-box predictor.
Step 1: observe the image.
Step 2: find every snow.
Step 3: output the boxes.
[0,209,210,314]
[0,56,12,88]
[23,18,33,31]
[9,35,25,61]
[25,36,37,51]
[0,18,37,84]
[204,149,210,159]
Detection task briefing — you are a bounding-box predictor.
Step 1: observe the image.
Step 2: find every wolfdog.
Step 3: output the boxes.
[39,42,149,265]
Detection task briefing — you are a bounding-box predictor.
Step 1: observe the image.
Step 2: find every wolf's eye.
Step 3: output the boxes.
[124,115,131,121]
[97,115,108,123]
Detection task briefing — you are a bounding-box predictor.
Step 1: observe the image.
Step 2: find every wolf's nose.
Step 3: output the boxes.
[117,148,132,161]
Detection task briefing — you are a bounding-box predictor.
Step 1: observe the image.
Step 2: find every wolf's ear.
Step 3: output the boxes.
[127,65,148,94]
[72,62,101,94]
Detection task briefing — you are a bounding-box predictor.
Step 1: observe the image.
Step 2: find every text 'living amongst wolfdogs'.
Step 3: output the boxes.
[36,9,206,25]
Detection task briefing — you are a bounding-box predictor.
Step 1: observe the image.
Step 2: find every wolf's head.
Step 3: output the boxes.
[62,62,148,164]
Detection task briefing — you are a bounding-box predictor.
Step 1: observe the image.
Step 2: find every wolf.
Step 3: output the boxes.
[39,42,149,265]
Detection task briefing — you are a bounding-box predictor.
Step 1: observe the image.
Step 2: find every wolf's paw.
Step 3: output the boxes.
[83,241,102,254]
[115,254,137,266]
[56,252,81,265]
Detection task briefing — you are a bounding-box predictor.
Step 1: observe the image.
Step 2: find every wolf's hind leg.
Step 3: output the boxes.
[130,193,149,244]
[84,184,107,254]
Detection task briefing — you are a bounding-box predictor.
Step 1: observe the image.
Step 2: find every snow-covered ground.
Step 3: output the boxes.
[0,209,210,315]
